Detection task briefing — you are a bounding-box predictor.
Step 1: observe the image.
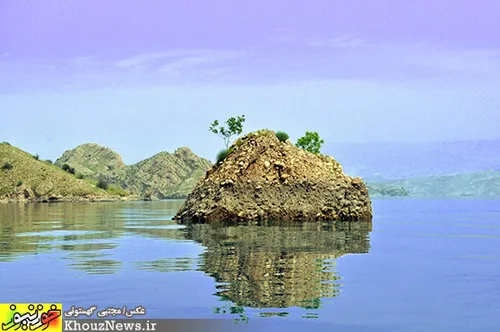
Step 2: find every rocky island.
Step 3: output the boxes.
[174,130,373,223]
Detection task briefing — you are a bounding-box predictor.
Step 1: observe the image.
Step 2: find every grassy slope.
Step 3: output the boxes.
[0,143,108,198]
[124,149,212,198]
[55,143,127,179]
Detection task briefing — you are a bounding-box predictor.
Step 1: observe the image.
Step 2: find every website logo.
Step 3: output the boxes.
[1,304,62,332]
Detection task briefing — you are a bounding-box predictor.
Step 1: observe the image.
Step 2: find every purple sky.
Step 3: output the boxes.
[1,0,499,163]
[3,0,500,57]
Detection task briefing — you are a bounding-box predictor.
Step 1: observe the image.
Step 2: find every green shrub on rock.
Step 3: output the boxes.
[296,131,324,154]
[216,149,230,163]
[275,131,289,142]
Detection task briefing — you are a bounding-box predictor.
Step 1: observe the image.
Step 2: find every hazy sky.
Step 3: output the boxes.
[1,0,499,164]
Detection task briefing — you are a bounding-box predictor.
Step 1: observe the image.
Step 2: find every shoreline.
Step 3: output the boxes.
[0,195,189,204]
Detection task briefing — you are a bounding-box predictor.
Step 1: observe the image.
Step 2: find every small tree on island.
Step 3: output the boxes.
[296,131,324,154]
[209,115,246,149]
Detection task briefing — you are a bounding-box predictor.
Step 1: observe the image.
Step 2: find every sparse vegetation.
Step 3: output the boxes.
[33,154,39,160]
[2,162,13,170]
[106,184,129,197]
[209,115,246,149]
[45,159,53,164]
[296,131,324,154]
[216,149,230,163]
[96,179,109,190]
[0,143,106,199]
[76,173,85,179]
[61,163,75,174]
[275,131,289,142]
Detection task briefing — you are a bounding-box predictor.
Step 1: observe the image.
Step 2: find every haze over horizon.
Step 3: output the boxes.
[1,0,499,165]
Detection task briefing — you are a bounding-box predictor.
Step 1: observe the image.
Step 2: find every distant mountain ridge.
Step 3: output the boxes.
[376,170,500,197]
[326,139,500,179]
[56,144,212,199]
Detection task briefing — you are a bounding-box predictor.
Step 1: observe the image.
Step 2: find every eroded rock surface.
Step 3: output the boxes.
[174,130,373,223]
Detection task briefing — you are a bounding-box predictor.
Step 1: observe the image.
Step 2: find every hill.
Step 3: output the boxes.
[123,147,212,199]
[0,142,122,202]
[56,144,212,199]
[384,170,500,197]
[55,143,126,183]
[366,182,409,197]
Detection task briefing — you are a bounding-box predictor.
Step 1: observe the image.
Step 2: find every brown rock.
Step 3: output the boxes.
[173,129,373,223]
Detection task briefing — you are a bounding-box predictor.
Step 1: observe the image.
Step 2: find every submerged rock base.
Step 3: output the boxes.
[173,130,372,223]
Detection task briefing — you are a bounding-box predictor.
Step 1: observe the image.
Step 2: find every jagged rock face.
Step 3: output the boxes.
[55,143,126,181]
[123,147,212,199]
[174,130,373,223]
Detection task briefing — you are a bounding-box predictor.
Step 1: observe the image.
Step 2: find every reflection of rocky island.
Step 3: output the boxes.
[175,130,373,223]
[185,221,372,308]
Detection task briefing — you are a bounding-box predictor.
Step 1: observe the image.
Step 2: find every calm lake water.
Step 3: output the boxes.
[1,199,499,331]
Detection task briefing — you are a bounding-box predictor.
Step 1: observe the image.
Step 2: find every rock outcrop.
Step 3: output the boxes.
[173,130,373,223]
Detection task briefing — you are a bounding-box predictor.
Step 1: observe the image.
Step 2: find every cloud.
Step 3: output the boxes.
[157,51,244,75]
[113,52,172,68]
[158,56,212,74]
[68,56,101,68]
[113,49,245,72]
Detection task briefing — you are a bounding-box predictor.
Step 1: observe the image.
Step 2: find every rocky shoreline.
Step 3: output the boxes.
[0,194,141,204]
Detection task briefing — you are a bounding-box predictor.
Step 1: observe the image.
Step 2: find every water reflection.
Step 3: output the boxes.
[0,201,372,316]
[0,201,186,275]
[186,221,372,310]
[134,257,199,272]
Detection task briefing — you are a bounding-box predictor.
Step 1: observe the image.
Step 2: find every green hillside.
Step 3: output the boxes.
[55,144,212,199]
[55,143,126,183]
[0,142,119,202]
[123,147,212,199]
